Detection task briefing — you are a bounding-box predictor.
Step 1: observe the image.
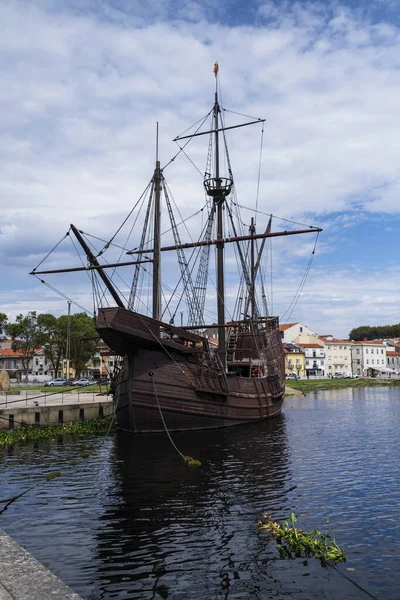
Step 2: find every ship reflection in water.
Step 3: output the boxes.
[91,416,357,599]
[1,389,399,599]
[96,417,292,599]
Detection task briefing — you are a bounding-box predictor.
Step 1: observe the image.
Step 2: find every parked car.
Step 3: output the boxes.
[286,373,299,380]
[72,378,92,386]
[45,378,67,387]
[332,373,346,379]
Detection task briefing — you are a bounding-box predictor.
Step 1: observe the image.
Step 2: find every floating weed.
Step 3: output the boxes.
[79,451,92,459]
[182,455,201,467]
[258,512,346,566]
[0,419,114,449]
[69,460,79,466]
[46,471,62,482]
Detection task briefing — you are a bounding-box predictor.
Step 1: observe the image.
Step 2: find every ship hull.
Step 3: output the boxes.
[97,307,285,434]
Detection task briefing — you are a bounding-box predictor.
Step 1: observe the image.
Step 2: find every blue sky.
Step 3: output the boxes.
[1,0,400,338]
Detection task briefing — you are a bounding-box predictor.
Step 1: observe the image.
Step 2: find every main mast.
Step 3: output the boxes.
[204,62,232,369]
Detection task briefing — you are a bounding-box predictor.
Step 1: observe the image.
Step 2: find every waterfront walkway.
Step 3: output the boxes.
[0,528,82,599]
[0,389,114,429]
[0,388,111,409]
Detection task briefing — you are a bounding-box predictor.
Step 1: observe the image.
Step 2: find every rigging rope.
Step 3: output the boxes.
[31,275,91,314]
[31,232,70,272]
[255,124,265,219]
[281,232,320,324]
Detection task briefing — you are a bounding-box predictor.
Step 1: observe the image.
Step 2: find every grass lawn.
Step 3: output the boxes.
[285,377,400,393]
[8,384,108,393]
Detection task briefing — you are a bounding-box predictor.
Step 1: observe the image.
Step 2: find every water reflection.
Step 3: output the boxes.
[93,417,292,598]
[1,389,399,599]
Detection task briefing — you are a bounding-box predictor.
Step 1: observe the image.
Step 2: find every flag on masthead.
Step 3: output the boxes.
[213,61,219,77]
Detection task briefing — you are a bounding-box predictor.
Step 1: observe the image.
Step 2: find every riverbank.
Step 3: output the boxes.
[285,377,400,393]
[0,528,82,599]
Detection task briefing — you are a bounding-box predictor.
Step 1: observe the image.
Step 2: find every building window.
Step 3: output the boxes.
[300,327,303,332]
[366,349,368,353]
[371,349,374,354]
[366,360,369,365]
[372,360,374,365]
[357,349,360,354]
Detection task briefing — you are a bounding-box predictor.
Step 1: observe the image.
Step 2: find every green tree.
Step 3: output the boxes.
[37,313,67,378]
[349,323,400,341]
[68,313,98,378]
[6,312,46,381]
[0,313,8,339]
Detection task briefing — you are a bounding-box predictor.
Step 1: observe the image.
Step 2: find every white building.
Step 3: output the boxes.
[320,336,353,377]
[298,342,325,377]
[351,341,387,377]
[386,350,400,374]
[279,322,318,343]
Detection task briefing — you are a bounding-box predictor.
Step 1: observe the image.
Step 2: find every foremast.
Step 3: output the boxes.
[153,123,162,321]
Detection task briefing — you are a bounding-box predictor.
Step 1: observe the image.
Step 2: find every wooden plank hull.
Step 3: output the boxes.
[112,349,284,433]
[97,307,285,434]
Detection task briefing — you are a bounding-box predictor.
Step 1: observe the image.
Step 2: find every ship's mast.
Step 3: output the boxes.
[213,82,227,367]
[153,123,162,320]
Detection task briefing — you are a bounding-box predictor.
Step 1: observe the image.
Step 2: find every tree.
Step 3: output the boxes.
[68,313,98,378]
[0,313,8,340]
[37,313,66,378]
[6,312,46,381]
[349,323,400,341]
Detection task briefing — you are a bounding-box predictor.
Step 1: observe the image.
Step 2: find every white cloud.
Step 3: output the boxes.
[2,0,400,336]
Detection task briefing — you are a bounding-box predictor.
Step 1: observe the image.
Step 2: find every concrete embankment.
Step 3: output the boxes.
[0,390,113,429]
[0,528,82,599]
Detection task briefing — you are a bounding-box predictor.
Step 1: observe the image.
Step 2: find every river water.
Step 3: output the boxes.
[0,387,399,600]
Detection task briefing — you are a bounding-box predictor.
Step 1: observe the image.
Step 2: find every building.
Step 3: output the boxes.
[279,322,318,343]
[386,350,400,374]
[298,342,325,377]
[283,343,305,378]
[319,336,353,377]
[351,341,388,377]
[0,340,51,381]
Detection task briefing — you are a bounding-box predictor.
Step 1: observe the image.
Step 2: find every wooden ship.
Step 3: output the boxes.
[32,64,322,433]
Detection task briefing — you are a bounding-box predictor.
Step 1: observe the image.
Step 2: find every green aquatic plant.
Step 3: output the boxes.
[0,419,114,449]
[183,455,201,467]
[46,471,62,481]
[79,451,92,459]
[258,512,346,566]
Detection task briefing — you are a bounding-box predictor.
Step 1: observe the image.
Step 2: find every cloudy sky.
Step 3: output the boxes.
[1,0,400,339]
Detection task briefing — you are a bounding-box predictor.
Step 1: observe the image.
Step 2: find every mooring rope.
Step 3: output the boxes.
[150,373,200,467]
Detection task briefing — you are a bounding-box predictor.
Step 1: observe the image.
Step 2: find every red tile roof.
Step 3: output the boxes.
[387,350,400,356]
[320,337,351,344]
[0,348,25,357]
[279,323,298,332]
[352,340,385,345]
